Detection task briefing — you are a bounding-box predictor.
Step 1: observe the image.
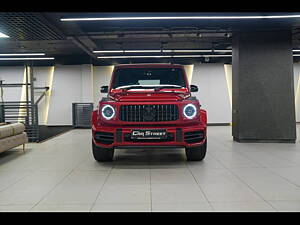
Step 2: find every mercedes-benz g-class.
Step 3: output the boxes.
[91,64,207,161]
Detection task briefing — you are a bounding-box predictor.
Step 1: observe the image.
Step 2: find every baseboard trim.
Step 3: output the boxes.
[207,123,230,126]
[233,137,296,143]
[38,125,74,143]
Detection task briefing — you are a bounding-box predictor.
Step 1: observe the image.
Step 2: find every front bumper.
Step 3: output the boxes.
[92,124,206,148]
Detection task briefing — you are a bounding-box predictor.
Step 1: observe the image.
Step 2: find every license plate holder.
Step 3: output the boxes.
[131,129,167,140]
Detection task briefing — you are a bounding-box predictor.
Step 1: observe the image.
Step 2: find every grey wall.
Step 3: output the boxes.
[232,30,296,142]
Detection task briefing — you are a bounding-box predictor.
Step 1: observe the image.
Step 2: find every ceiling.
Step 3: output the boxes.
[1,12,300,66]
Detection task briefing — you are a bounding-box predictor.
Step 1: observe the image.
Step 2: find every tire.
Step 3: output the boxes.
[92,141,114,162]
[185,139,207,161]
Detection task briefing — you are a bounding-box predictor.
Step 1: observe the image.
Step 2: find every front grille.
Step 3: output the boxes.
[94,132,114,144]
[120,104,179,122]
[184,130,204,144]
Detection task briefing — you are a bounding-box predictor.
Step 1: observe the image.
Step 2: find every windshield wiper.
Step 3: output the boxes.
[116,85,154,91]
[153,85,183,91]
[115,84,184,91]
[116,84,184,91]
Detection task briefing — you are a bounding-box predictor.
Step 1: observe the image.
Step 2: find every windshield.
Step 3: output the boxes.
[111,67,187,89]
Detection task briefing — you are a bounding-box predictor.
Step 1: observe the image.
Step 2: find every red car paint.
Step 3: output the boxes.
[92,64,207,149]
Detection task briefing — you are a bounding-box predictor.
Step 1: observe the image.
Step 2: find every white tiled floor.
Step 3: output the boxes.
[0,125,300,212]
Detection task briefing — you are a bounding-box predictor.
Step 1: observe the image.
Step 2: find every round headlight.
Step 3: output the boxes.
[101,105,115,120]
[183,104,197,119]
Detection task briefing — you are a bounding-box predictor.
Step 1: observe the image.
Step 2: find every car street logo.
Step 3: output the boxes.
[132,130,166,137]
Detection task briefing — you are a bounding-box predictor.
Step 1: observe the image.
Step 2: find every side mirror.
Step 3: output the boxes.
[190,85,198,92]
[100,85,108,93]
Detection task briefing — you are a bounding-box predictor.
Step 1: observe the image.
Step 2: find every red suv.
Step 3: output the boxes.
[91,64,207,162]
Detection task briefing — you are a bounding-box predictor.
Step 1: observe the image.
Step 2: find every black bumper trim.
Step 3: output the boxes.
[176,128,183,142]
[116,128,122,143]
[115,145,185,149]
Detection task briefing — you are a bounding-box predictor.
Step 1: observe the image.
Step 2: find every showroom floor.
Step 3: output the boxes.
[0,125,300,212]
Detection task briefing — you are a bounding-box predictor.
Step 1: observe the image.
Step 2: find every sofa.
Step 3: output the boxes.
[0,123,28,154]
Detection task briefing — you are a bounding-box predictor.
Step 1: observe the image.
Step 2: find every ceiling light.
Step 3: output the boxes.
[93,50,162,53]
[125,50,162,53]
[61,14,300,21]
[97,55,170,59]
[93,50,124,53]
[0,32,9,38]
[0,57,54,61]
[164,50,212,53]
[172,55,232,58]
[97,55,232,59]
[94,49,300,54]
[212,50,232,52]
[94,49,233,54]
[0,53,46,56]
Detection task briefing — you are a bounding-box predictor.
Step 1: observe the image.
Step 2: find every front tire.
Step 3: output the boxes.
[92,141,114,162]
[185,139,207,161]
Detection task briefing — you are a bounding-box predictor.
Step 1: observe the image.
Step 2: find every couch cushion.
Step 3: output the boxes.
[0,123,25,139]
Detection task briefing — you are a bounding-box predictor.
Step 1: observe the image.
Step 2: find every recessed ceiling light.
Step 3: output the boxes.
[61,14,300,21]
[97,55,232,59]
[125,50,162,53]
[93,49,233,54]
[97,55,170,59]
[174,55,232,57]
[0,32,9,38]
[93,50,162,53]
[93,50,124,53]
[0,57,54,61]
[164,50,212,53]
[0,53,46,56]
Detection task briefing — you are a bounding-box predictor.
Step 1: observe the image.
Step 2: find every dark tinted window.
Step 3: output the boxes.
[112,67,186,88]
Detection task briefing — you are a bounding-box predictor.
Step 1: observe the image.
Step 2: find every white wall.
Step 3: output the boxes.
[47,64,93,125]
[191,63,232,123]
[0,66,24,102]
[224,64,232,109]
[294,63,300,122]
[183,65,194,84]
[32,66,54,125]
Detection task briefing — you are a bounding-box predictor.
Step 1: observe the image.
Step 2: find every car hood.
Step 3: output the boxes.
[108,88,190,102]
